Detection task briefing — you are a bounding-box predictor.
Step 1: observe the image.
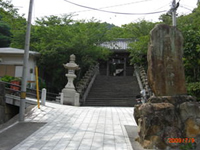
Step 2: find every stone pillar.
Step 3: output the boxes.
[147,24,187,96]
[123,57,126,76]
[41,88,46,106]
[0,83,19,124]
[62,54,80,106]
[106,60,109,76]
[0,83,6,124]
[134,24,200,149]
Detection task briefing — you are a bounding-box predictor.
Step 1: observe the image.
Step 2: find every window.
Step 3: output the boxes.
[15,66,23,77]
[0,65,15,77]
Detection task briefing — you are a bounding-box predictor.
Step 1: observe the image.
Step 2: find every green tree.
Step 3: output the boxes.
[181,28,200,82]
[0,20,11,47]
[28,15,112,92]
[122,20,156,65]
[159,14,172,25]
[177,5,200,82]
[106,26,125,39]
[0,0,26,48]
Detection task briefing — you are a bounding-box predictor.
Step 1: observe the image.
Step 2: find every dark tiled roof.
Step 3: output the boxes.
[100,38,132,51]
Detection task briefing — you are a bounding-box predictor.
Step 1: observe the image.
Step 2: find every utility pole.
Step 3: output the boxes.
[172,0,177,26]
[168,0,179,26]
[19,0,34,121]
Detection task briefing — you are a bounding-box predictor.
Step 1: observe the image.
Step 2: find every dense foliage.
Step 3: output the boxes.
[0,20,11,47]
[123,20,156,65]
[0,0,26,47]
[177,7,200,83]
[187,82,200,101]
[27,16,112,92]
[177,6,200,100]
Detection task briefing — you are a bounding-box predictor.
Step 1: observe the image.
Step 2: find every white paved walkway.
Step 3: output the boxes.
[12,102,137,150]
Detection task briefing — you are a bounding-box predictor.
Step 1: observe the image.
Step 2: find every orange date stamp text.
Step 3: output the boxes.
[167,138,195,144]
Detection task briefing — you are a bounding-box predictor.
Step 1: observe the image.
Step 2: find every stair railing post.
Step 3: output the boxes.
[41,88,46,106]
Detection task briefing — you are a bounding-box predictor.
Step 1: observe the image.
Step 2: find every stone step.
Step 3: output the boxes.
[84,75,140,107]
[84,99,136,107]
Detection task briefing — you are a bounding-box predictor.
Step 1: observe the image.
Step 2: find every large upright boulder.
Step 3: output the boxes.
[147,24,187,96]
[134,24,200,149]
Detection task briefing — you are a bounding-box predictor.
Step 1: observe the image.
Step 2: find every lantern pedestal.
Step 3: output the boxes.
[61,54,80,106]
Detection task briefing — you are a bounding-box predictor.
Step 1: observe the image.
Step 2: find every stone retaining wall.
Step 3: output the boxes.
[0,83,19,124]
[134,96,200,149]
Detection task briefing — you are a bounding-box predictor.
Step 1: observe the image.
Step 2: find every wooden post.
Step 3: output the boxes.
[123,58,126,76]
[106,60,109,76]
[35,66,40,109]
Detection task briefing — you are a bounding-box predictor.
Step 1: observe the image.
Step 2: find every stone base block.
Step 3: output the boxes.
[62,88,80,106]
[0,105,5,124]
[134,96,200,149]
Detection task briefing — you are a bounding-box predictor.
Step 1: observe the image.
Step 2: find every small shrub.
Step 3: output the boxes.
[38,77,46,89]
[180,143,196,150]
[0,75,21,82]
[187,82,200,101]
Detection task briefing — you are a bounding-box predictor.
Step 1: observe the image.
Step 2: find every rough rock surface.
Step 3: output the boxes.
[134,98,200,149]
[147,24,187,96]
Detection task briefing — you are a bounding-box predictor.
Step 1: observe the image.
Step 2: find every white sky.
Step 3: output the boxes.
[11,0,198,26]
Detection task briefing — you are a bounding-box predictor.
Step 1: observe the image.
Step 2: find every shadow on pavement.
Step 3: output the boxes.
[0,122,46,150]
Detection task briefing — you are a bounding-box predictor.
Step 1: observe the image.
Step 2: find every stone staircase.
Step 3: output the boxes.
[83,75,140,107]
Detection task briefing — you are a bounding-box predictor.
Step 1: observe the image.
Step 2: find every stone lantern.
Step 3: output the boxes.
[62,54,80,106]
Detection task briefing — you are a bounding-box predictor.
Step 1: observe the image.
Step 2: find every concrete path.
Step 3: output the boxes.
[1,102,143,150]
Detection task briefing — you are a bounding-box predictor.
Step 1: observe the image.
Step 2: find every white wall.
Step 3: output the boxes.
[0,54,37,82]
[15,66,23,77]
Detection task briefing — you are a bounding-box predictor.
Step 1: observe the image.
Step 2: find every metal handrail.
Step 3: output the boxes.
[134,65,144,91]
[0,81,59,101]
[76,64,99,104]
[134,64,153,101]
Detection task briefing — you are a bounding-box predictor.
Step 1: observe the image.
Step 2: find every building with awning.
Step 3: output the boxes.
[0,47,40,86]
[99,38,134,76]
